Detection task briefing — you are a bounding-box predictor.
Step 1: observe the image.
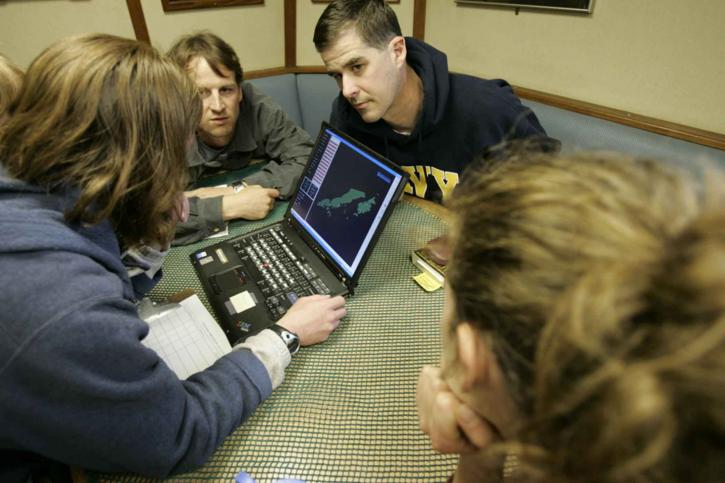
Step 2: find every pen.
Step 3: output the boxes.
[137,297,181,322]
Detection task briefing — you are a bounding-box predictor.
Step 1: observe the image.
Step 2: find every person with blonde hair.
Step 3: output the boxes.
[0,53,23,124]
[417,151,725,482]
[0,34,345,481]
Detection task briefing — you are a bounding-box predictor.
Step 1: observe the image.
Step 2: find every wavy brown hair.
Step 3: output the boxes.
[167,31,243,86]
[447,152,725,482]
[0,53,23,118]
[1,34,201,247]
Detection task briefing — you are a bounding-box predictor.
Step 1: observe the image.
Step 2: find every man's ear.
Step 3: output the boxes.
[455,322,490,392]
[389,36,407,67]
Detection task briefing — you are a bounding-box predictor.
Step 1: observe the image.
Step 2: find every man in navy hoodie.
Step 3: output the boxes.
[313,0,551,204]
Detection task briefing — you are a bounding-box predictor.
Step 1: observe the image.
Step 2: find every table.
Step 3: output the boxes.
[86,195,457,482]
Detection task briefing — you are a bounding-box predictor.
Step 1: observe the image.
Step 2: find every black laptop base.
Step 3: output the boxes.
[191,222,348,344]
[190,122,409,344]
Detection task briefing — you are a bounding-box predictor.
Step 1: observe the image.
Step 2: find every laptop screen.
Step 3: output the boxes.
[289,126,406,278]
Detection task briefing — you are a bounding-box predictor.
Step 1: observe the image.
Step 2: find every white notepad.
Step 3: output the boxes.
[141,294,232,380]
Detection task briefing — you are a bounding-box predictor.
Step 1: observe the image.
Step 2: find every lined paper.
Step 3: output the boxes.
[142,295,232,379]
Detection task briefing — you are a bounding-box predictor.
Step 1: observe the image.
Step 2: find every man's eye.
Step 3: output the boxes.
[199,89,211,98]
[220,87,236,96]
[351,64,363,73]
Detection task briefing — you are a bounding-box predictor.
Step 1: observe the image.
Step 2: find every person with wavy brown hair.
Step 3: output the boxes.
[0,53,23,125]
[417,151,725,482]
[0,34,345,482]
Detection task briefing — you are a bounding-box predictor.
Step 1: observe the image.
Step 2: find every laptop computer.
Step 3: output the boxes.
[190,122,409,344]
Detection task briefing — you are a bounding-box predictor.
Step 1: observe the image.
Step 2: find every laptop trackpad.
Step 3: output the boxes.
[210,267,261,316]
[211,266,246,293]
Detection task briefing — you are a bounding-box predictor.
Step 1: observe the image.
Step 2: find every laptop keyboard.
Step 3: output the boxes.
[232,226,331,319]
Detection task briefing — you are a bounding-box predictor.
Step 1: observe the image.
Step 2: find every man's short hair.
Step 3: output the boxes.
[168,31,243,85]
[313,0,402,52]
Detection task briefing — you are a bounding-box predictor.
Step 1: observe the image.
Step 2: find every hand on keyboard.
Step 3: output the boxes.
[277,294,346,346]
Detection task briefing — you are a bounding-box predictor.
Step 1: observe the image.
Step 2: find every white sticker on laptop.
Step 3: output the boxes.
[228,291,256,314]
[215,248,228,264]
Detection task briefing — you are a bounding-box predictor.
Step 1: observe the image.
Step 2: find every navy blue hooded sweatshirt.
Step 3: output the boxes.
[0,174,272,481]
[330,37,548,203]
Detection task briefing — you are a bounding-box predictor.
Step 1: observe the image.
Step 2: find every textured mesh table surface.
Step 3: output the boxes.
[90,199,457,483]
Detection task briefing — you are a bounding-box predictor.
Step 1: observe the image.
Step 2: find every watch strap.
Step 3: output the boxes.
[231,180,247,193]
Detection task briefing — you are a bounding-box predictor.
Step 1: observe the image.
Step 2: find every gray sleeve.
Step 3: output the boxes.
[172,196,226,247]
[233,329,290,390]
[243,86,313,198]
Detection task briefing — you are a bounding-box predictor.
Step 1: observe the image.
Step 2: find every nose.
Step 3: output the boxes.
[341,75,359,101]
[209,91,224,112]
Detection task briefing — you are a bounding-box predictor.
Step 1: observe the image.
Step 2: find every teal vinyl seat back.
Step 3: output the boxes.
[523,100,725,171]
[248,73,338,137]
[247,74,303,129]
[249,73,725,176]
[296,74,339,136]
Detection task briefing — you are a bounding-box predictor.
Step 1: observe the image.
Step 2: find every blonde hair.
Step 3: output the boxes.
[0,53,23,117]
[1,34,201,247]
[447,152,725,482]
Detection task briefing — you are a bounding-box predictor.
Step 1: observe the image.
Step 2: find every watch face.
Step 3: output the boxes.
[284,331,300,355]
[288,337,300,355]
[273,325,300,355]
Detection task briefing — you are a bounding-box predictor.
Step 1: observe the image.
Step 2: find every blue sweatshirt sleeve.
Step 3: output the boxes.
[512,102,548,139]
[0,296,272,478]
[491,79,547,139]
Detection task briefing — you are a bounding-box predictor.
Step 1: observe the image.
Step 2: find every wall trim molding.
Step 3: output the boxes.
[514,86,725,150]
[246,66,725,150]
[245,67,291,79]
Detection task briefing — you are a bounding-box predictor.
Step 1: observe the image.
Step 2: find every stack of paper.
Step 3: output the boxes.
[141,295,232,379]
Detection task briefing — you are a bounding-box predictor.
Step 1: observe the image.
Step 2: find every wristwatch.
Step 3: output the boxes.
[231,180,247,193]
[269,324,300,355]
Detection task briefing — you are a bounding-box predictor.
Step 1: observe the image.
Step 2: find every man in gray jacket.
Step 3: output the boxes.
[169,32,313,245]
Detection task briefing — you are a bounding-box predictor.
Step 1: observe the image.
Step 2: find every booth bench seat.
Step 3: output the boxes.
[249,74,725,169]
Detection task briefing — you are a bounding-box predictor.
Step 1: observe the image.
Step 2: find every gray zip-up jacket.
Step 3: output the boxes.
[175,83,312,245]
